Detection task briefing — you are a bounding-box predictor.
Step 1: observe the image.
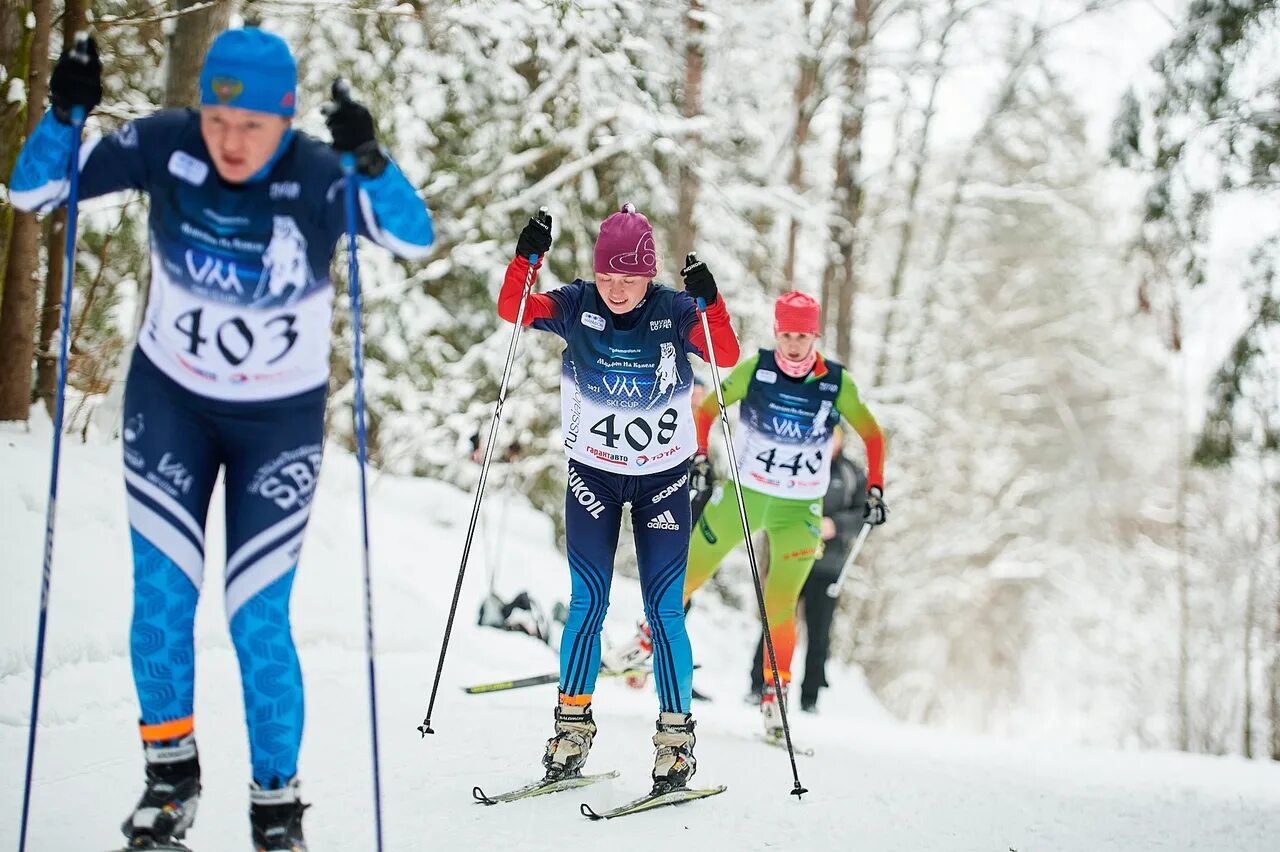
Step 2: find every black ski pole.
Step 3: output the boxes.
[419,208,550,736]
[687,252,808,799]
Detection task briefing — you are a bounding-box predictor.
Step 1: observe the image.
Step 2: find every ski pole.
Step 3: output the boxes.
[336,77,385,852]
[419,207,550,737]
[687,252,808,799]
[19,77,88,852]
[826,523,871,598]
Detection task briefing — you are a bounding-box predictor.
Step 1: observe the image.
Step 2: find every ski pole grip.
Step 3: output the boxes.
[527,206,550,263]
[683,252,707,311]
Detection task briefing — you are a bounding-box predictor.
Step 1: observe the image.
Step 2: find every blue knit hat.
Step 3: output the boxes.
[199,28,297,117]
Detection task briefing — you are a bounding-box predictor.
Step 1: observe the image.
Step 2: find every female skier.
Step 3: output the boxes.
[685,291,887,739]
[496,204,739,791]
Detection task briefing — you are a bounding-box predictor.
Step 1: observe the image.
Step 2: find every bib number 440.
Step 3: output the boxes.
[174,307,298,367]
[590,408,679,452]
[755,447,823,476]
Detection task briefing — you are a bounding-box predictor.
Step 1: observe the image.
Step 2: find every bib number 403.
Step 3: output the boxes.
[174,308,298,367]
[590,408,679,452]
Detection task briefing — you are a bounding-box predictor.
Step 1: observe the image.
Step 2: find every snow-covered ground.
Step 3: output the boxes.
[3,418,1279,851]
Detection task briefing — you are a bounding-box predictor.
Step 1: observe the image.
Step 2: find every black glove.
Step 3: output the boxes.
[689,452,716,498]
[324,79,387,177]
[864,486,888,526]
[681,253,718,306]
[49,36,102,124]
[516,209,553,260]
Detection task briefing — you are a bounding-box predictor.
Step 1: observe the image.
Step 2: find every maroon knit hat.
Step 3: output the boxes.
[594,203,658,277]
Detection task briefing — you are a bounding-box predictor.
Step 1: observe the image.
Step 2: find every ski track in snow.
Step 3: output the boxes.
[3,421,1280,851]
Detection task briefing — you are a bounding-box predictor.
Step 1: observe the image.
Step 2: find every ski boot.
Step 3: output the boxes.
[542,699,597,779]
[602,620,653,688]
[249,778,309,851]
[120,734,201,849]
[651,711,697,793]
[761,684,787,740]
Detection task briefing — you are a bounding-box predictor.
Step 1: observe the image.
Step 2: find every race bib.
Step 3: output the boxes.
[563,372,695,474]
[139,264,331,402]
[735,427,831,499]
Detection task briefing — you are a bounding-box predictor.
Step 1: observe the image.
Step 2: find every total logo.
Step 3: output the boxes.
[647,510,681,531]
[636,446,679,467]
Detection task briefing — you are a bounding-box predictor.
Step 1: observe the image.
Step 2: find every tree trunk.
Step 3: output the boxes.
[782,0,822,293]
[673,0,704,266]
[900,23,1050,382]
[34,0,90,418]
[35,211,64,417]
[1244,555,1257,758]
[873,1,959,386]
[1176,351,1190,752]
[163,0,234,109]
[0,0,52,421]
[1271,497,1280,761]
[0,3,37,301]
[824,0,872,364]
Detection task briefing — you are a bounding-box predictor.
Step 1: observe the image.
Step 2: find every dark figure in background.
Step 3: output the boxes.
[750,427,868,711]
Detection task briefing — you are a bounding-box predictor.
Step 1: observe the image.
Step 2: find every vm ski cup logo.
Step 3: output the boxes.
[211,76,244,103]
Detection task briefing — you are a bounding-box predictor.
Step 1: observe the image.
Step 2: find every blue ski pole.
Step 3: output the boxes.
[336,79,385,852]
[19,95,87,852]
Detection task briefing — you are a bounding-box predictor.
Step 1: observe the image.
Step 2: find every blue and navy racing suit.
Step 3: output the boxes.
[497,256,739,714]
[12,109,434,786]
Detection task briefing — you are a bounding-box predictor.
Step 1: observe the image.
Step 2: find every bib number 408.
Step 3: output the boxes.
[174,307,298,367]
[590,408,679,452]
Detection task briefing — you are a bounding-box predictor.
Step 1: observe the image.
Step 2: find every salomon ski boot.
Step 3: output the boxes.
[249,778,309,851]
[542,700,597,779]
[120,734,201,848]
[651,711,697,792]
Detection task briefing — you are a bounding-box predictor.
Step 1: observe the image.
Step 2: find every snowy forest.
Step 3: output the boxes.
[1,0,1278,764]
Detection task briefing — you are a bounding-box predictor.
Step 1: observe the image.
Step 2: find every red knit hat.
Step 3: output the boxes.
[594,203,658,277]
[774,291,821,335]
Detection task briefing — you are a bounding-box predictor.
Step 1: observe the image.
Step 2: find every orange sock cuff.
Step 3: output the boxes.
[558,691,593,707]
[140,715,194,743]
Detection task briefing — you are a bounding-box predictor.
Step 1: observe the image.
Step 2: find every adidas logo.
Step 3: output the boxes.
[647,510,680,531]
